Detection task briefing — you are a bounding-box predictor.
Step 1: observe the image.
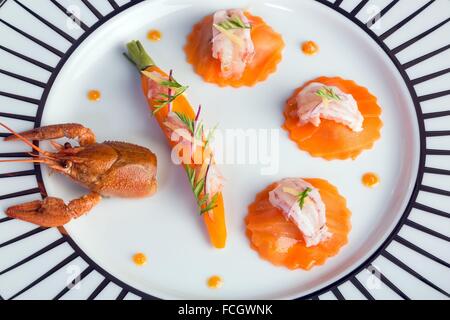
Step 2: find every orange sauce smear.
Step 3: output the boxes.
[147,29,162,42]
[132,253,147,266]
[302,40,319,56]
[362,172,380,188]
[87,90,101,101]
[207,275,223,289]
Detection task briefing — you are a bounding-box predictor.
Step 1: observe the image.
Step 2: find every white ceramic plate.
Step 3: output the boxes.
[0,0,449,300]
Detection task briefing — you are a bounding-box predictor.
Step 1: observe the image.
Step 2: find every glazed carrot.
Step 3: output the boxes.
[283,77,383,160]
[245,179,351,270]
[125,41,227,249]
[184,12,284,87]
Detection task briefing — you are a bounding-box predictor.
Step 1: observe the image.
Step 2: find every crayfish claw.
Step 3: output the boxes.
[6,197,72,227]
[4,123,96,146]
[6,192,101,227]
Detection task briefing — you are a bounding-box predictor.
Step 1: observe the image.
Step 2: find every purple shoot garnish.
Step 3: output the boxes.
[195,104,202,121]
[167,69,174,112]
[203,162,211,194]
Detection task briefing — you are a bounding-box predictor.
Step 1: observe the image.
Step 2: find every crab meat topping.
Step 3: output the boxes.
[204,163,224,197]
[296,82,364,132]
[212,9,255,79]
[146,71,168,101]
[269,178,331,247]
[162,112,196,162]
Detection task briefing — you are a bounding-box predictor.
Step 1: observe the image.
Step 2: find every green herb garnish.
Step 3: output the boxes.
[193,177,205,198]
[215,15,251,30]
[201,193,219,214]
[184,165,219,215]
[174,111,208,145]
[204,124,218,148]
[298,187,312,209]
[174,111,195,134]
[142,70,188,115]
[159,79,185,88]
[315,87,341,102]
[185,164,196,186]
[153,84,188,114]
[177,108,220,215]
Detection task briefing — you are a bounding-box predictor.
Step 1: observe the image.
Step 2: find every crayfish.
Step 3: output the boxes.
[1,123,157,227]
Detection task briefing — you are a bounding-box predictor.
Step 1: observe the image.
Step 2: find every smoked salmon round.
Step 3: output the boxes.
[184,12,284,87]
[283,77,383,160]
[245,179,351,270]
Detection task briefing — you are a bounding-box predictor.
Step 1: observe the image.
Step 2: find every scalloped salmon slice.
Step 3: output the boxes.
[184,12,284,87]
[283,77,383,160]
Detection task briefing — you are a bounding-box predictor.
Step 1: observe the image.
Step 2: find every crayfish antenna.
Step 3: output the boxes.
[50,140,64,151]
[0,159,46,163]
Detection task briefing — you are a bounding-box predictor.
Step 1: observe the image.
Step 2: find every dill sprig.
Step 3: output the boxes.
[159,78,184,89]
[176,106,219,215]
[204,125,218,148]
[174,111,195,134]
[141,70,188,114]
[152,78,188,114]
[174,110,209,144]
[184,165,219,215]
[201,193,219,214]
[298,187,312,209]
[315,87,341,102]
[215,15,251,30]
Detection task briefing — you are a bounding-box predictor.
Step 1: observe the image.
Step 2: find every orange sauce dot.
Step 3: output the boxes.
[302,40,319,56]
[207,275,223,289]
[147,29,162,42]
[87,90,101,101]
[362,172,380,188]
[132,253,147,266]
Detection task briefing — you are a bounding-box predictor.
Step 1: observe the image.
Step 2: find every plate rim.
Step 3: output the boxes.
[1,0,448,300]
[36,0,425,300]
